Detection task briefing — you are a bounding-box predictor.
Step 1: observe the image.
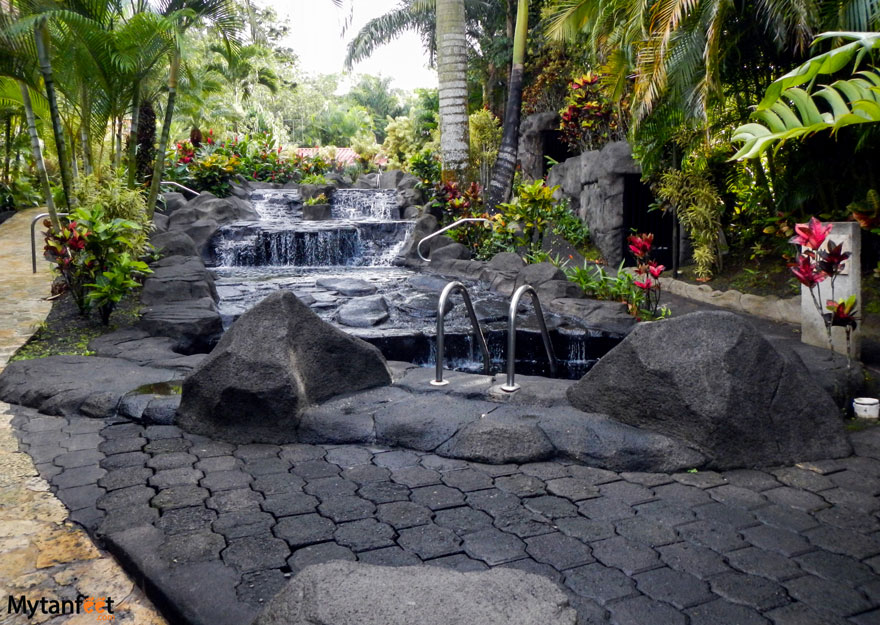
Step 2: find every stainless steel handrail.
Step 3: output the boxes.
[431,281,492,386]
[417,217,492,262]
[501,284,558,392]
[31,212,69,273]
[160,181,201,196]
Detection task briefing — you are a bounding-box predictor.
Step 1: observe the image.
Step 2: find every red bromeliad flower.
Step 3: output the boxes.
[790,217,832,249]
[634,278,653,290]
[790,254,827,288]
[627,233,653,259]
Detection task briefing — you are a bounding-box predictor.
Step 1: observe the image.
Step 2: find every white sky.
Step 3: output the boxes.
[266,0,438,94]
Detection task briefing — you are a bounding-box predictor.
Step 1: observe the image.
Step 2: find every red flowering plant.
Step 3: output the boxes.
[789,217,857,365]
[43,218,94,312]
[628,233,669,320]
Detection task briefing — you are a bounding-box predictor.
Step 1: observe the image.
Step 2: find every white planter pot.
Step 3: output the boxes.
[853,397,879,419]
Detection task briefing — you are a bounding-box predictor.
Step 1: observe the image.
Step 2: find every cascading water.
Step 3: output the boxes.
[209,188,414,268]
[208,186,623,379]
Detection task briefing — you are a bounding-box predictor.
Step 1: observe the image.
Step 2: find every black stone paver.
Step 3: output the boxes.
[10,408,880,625]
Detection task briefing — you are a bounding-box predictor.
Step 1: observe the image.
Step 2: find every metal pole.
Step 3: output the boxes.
[31,212,68,273]
[431,281,491,386]
[417,217,492,262]
[501,284,558,392]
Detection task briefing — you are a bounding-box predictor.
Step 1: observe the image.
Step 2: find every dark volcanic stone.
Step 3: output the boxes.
[252,561,576,625]
[0,356,179,418]
[315,277,377,296]
[177,290,391,443]
[436,418,555,464]
[336,296,389,327]
[567,311,851,469]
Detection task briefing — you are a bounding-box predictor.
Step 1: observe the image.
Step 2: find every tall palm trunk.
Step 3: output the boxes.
[436,0,469,184]
[113,117,122,171]
[33,18,72,210]
[487,0,528,210]
[3,116,11,184]
[80,125,92,175]
[19,81,58,229]
[146,50,179,218]
[127,84,141,188]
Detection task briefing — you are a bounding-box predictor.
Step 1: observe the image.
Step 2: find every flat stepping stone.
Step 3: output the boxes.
[315,277,376,296]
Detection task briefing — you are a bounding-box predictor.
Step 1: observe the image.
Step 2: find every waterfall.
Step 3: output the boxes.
[332,189,398,221]
[209,187,413,268]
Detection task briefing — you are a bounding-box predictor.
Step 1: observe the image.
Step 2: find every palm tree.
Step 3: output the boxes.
[205,42,279,109]
[0,7,59,226]
[486,0,527,208]
[145,0,241,217]
[437,0,469,182]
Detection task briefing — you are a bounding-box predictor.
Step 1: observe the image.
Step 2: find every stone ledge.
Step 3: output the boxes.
[660,277,800,325]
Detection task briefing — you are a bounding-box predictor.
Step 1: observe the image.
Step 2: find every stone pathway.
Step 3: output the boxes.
[0,208,166,625]
[7,403,879,625]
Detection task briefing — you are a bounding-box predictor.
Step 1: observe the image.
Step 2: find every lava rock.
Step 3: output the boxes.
[253,561,576,625]
[159,192,188,215]
[515,262,565,289]
[302,204,332,220]
[151,231,198,257]
[402,206,422,219]
[137,302,223,354]
[182,218,220,252]
[153,213,169,232]
[430,242,471,262]
[0,356,180,418]
[177,290,391,444]
[354,173,379,188]
[437,418,556,464]
[337,296,390,328]
[378,169,405,189]
[535,280,584,302]
[488,252,525,272]
[315,277,377,296]
[406,274,451,293]
[534,407,707,472]
[566,311,852,469]
[547,298,635,335]
[398,293,454,318]
[141,257,218,306]
[399,214,439,262]
[299,184,336,201]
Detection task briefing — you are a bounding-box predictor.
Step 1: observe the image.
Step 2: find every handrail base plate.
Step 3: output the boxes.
[429,379,450,387]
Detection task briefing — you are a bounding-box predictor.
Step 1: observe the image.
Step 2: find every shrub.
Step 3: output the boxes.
[469,109,502,190]
[43,205,150,323]
[558,72,623,153]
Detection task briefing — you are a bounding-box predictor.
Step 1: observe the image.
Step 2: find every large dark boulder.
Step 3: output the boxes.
[254,561,576,625]
[177,290,391,443]
[567,311,852,468]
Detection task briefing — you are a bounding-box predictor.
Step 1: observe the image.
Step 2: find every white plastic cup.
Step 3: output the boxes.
[853,397,879,419]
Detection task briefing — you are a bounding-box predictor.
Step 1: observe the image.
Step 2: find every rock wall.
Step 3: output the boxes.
[547,141,640,267]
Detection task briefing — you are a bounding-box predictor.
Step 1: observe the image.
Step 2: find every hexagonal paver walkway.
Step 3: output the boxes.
[8,403,880,625]
[0,208,166,624]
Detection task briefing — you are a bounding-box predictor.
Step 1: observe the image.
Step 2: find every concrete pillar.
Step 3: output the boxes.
[800,222,861,359]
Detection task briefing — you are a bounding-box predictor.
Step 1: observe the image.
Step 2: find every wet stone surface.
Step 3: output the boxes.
[8,404,880,625]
